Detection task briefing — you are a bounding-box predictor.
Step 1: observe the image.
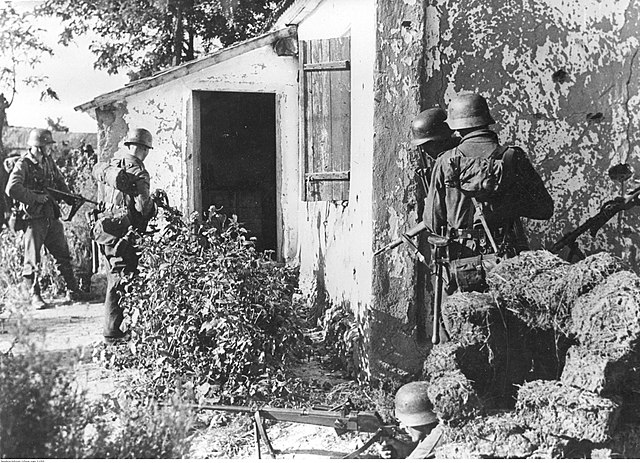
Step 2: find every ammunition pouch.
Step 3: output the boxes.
[449,253,498,293]
[91,215,131,246]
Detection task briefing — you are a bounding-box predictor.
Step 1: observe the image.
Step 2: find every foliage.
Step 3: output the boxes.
[320,303,361,379]
[0,3,55,154]
[0,333,194,458]
[0,341,89,458]
[98,207,309,402]
[37,0,282,80]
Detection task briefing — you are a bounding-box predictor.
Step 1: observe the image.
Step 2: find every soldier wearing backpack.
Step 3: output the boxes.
[92,127,158,343]
[4,128,86,309]
[423,92,553,294]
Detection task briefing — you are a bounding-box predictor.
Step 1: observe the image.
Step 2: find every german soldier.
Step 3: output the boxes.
[423,92,553,268]
[5,128,85,309]
[95,128,157,343]
[379,381,445,459]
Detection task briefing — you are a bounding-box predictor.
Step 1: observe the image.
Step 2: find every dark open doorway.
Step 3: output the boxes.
[198,91,278,256]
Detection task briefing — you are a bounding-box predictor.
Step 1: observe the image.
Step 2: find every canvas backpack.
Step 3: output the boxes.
[444,145,518,203]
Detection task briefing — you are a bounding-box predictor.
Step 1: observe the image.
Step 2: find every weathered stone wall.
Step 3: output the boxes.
[372,1,428,379]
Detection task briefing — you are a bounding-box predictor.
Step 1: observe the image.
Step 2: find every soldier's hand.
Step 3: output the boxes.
[377,438,398,459]
[34,193,49,204]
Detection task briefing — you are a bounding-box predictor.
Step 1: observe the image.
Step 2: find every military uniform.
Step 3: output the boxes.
[100,152,156,339]
[423,128,553,253]
[5,150,80,301]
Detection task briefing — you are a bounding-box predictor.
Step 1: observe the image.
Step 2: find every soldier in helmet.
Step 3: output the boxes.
[423,92,553,266]
[410,107,459,215]
[95,127,158,343]
[5,128,85,309]
[379,381,444,459]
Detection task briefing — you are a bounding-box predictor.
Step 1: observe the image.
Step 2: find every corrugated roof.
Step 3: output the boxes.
[75,25,297,112]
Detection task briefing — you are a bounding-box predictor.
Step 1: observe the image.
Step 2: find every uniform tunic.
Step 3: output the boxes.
[5,152,77,286]
[100,153,155,338]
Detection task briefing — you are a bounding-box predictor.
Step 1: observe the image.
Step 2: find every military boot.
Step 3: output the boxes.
[26,278,47,310]
[61,268,92,303]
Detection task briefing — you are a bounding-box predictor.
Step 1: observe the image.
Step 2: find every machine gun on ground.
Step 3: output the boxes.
[550,175,640,262]
[175,401,405,459]
[45,187,101,222]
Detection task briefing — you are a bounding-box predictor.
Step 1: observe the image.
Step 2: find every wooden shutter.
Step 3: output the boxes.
[301,37,351,201]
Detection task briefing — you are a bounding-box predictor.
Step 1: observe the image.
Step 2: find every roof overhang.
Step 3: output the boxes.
[75,25,297,112]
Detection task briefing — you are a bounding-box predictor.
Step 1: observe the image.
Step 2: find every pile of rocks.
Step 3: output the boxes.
[422,251,640,458]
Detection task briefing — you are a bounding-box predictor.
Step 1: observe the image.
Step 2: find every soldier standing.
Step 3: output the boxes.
[5,128,85,309]
[424,92,553,269]
[94,128,157,343]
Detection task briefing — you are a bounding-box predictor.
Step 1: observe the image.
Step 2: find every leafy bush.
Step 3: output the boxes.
[102,208,309,402]
[0,342,89,458]
[0,334,194,458]
[320,303,361,379]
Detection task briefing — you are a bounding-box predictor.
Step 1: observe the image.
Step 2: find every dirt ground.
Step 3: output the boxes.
[0,279,380,459]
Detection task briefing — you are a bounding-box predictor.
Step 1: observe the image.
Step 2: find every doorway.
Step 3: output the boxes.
[198,91,278,256]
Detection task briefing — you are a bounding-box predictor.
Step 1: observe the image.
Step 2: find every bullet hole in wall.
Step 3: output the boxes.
[552,69,569,83]
[587,112,604,122]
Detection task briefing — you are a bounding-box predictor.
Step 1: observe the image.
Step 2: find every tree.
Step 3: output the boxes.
[0,3,55,156]
[37,0,283,81]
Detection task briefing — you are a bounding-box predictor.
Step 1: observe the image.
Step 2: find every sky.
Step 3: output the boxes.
[5,1,129,133]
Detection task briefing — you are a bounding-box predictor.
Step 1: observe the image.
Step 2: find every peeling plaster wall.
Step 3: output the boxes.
[372,0,640,380]
[423,0,640,267]
[371,1,428,379]
[90,46,299,261]
[296,0,376,380]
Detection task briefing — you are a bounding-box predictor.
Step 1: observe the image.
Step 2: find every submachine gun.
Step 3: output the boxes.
[178,401,405,459]
[44,187,101,222]
[550,164,640,262]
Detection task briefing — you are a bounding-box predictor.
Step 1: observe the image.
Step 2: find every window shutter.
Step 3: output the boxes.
[301,37,351,201]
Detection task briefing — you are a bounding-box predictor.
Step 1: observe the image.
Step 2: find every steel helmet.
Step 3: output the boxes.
[394,381,438,427]
[124,128,153,149]
[410,108,453,146]
[446,93,495,130]
[27,128,55,147]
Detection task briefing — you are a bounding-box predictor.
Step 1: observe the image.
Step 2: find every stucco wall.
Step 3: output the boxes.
[372,0,640,380]
[371,1,428,380]
[295,0,376,380]
[423,0,640,264]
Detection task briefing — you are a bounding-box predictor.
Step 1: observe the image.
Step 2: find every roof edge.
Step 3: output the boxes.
[75,25,297,112]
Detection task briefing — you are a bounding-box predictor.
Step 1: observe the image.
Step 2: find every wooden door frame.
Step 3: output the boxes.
[187,89,282,260]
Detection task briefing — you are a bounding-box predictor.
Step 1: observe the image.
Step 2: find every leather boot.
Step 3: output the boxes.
[28,279,47,310]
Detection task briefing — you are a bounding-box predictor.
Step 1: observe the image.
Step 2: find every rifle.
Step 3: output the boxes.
[374,222,448,258]
[550,183,640,261]
[176,402,405,459]
[45,187,100,221]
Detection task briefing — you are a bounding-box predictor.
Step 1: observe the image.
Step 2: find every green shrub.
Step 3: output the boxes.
[0,343,89,458]
[320,303,362,379]
[101,209,309,402]
[0,336,194,458]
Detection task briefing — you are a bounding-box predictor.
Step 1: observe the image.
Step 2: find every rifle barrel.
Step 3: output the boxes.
[191,403,385,433]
